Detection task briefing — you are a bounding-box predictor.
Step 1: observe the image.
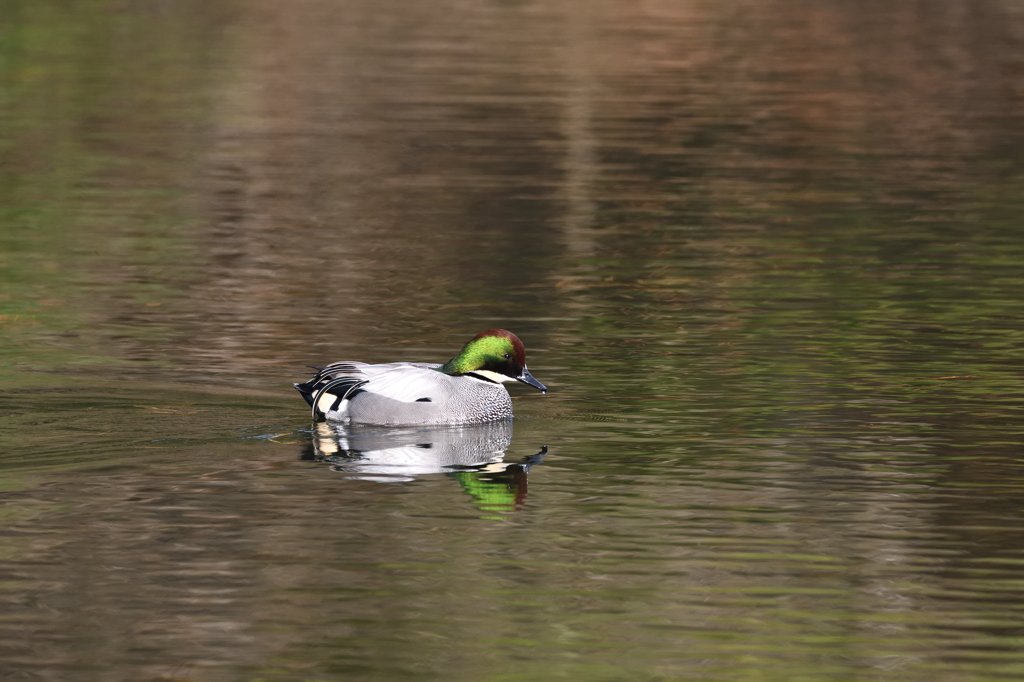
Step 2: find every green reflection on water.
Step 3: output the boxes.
[0,0,227,381]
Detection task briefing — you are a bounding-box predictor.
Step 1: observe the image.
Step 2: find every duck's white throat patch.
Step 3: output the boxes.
[468,369,514,384]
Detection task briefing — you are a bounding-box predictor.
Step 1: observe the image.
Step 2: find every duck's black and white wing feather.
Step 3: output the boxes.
[294,362,444,420]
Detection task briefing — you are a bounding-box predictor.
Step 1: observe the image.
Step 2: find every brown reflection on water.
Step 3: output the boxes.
[193,0,575,372]
[159,0,1024,377]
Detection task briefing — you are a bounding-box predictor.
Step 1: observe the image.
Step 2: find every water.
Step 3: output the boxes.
[3,0,1024,678]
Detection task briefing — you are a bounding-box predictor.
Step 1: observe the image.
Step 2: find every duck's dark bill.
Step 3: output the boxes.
[516,368,547,393]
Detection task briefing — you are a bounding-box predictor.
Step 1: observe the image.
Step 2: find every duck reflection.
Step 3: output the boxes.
[302,419,545,512]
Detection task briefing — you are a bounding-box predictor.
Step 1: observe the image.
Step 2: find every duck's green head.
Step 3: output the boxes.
[439,329,547,393]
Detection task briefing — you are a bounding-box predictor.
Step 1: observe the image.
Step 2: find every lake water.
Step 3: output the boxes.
[4,0,1024,679]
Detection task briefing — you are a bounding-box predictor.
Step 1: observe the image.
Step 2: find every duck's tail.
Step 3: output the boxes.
[294,366,327,407]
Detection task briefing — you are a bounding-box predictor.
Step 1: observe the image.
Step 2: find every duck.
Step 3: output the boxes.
[294,329,547,426]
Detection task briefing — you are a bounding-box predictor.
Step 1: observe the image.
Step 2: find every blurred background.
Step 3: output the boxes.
[2,0,1024,679]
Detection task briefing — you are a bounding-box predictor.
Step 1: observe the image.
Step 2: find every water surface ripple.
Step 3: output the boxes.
[2,0,1024,679]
